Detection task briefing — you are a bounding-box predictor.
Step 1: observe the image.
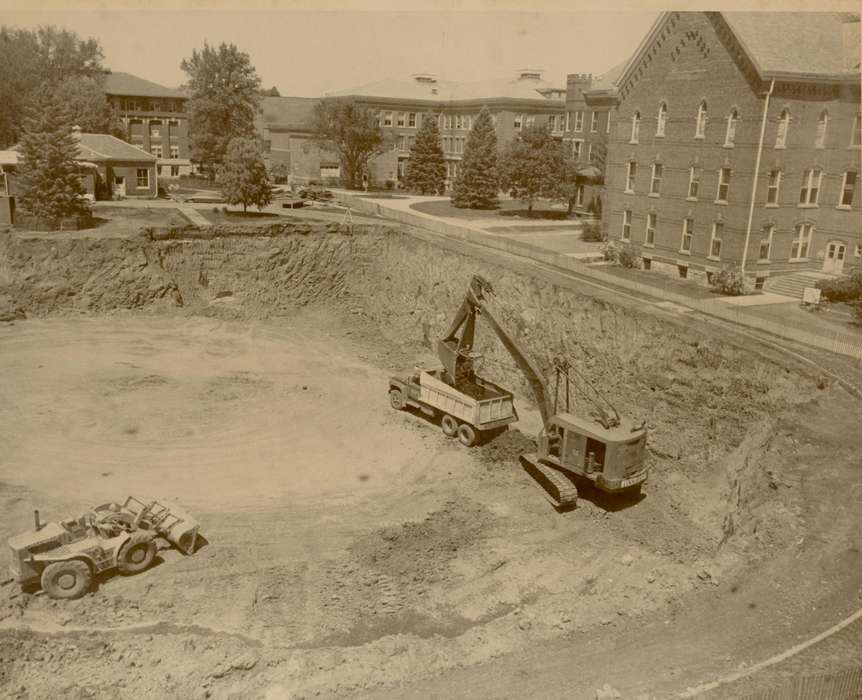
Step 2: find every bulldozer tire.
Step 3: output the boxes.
[41,560,93,600]
[389,389,405,410]
[441,414,459,437]
[457,424,478,447]
[117,532,157,575]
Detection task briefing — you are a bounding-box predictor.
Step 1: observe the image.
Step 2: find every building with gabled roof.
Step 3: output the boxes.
[603,11,861,287]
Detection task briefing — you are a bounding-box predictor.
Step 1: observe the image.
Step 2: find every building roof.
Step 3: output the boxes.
[76,133,156,163]
[103,71,187,99]
[259,96,321,130]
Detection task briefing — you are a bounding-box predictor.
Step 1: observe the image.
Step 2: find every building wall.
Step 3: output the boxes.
[110,95,193,177]
[104,161,157,199]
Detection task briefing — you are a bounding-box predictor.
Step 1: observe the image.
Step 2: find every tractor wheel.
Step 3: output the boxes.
[389,389,405,410]
[41,560,93,600]
[441,414,459,437]
[117,532,157,575]
[457,424,478,447]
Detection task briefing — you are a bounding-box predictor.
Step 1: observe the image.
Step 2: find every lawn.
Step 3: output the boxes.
[411,199,572,221]
[484,224,583,234]
[198,209,280,225]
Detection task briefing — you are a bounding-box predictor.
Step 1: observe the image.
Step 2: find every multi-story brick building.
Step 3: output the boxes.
[603,11,861,285]
[103,72,194,179]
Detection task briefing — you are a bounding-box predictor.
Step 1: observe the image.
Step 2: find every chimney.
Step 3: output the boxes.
[566,73,594,102]
[71,125,82,140]
[839,13,860,72]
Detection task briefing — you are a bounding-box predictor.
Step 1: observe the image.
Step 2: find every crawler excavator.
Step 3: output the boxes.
[437,275,649,508]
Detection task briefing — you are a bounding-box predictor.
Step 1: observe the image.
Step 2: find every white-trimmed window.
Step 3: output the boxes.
[0,170,8,196]
[587,143,593,163]
[397,113,406,127]
[644,213,656,245]
[680,217,693,253]
[766,169,781,205]
[566,112,571,131]
[625,161,637,193]
[150,145,163,158]
[572,140,582,160]
[839,170,857,208]
[630,111,641,143]
[695,101,707,138]
[590,111,598,133]
[790,223,813,260]
[775,109,790,148]
[852,113,861,146]
[709,222,723,259]
[384,112,393,127]
[799,168,823,206]
[408,112,416,128]
[759,225,774,261]
[549,115,557,132]
[650,163,663,195]
[716,167,731,203]
[622,209,632,241]
[687,167,700,199]
[724,109,738,146]
[656,102,667,137]
[815,111,828,148]
[170,165,179,177]
[136,168,150,188]
[170,145,180,159]
[514,114,523,130]
[574,111,584,132]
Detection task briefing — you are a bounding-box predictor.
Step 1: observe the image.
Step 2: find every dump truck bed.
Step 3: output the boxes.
[417,369,516,429]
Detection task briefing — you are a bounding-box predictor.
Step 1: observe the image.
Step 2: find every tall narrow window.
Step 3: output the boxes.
[709,222,723,259]
[695,101,707,138]
[766,169,781,205]
[716,167,732,202]
[626,161,637,193]
[549,115,557,132]
[656,102,667,137]
[621,210,632,241]
[136,168,149,188]
[514,114,523,130]
[790,223,813,259]
[840,171,857,207]
[572,140,582,160]
[630,111,641,143]
[799,168,823,206]
[680,218,693,252]
[650,163,663,195]
[759,225,774,261]
[384,112,393,127]
[587,143,593,163]
[815,111,828,148]
[687,167,700,199]
[397,113,406,127]
[775,109,790,148]
[566,112,571,131]
[574,111,583,132]
[724,109,738,146]
[645,213,656,245]
[852,113,861,146]
[591,111,599,133]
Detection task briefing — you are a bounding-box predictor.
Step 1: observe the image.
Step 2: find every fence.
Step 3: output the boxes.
[739,666,862,700]
[337,192,862,362]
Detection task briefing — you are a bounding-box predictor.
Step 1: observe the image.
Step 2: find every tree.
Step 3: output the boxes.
[16,90,90,228]
[403,114,446,195]
[558,151,581,215]
[0,25,106,148]
[312,100,385,189]
[269,160,289,184]
[216,138,272,213]
[180,42,262,178]
[55,76,126,140]
[499,124,566,213]
[451,106,499,209]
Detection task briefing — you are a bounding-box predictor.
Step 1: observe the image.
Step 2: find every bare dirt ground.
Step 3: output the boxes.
[0,233,860,699]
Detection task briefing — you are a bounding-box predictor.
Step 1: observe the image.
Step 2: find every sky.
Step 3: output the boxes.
[0,10,660,96]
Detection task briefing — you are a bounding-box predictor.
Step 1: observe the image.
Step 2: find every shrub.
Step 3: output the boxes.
[851,301,862,325]
[617,243,642,269]
[582,221,606,242]
[710,266,751,296]
[816,271,862,303]
[601,240,619,262]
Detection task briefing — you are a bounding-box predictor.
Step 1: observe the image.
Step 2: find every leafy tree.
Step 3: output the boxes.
[55,76,126,139]
[499,124,566,213]
[403,114,445,195]
[16,90,90,228]
[0,25,106,148]
[312,99,385,189]
[557,151,581,215]
[216,138,272,213]
[269,160,289,184]
[180,42,262,178]
[451,106,498,209]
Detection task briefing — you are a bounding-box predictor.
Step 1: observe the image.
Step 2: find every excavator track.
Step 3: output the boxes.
[520,454,579,509]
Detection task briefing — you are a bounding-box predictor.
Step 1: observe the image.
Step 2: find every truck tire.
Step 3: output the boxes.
[389,388,405,410]
[458,424,478,447]
[441,414,459,437]
[41,560,93,599]
[117,532,157,575]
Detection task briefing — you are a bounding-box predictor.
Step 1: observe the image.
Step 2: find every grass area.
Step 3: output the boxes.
[91,206,193,231]
[355,194,410,199]
[198,209,280,225]
[411,199,572,221]
[596,264,718,300]
[484,224,583,234]
[496,234,601,256]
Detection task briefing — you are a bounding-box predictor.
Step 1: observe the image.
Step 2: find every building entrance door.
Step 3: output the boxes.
[113,176,126,199]
[823,241,846,274]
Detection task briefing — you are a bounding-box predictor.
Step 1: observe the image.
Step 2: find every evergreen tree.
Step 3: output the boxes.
[16,90,90,229]
[403,113,446,195]
[499,124,566,213]
[451,106,498,209]
[55,76,126,140]
[216,137,272,213]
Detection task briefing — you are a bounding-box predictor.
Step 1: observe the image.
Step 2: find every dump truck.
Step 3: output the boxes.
[7,497,200,599]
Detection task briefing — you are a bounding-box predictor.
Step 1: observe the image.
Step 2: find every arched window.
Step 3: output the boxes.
[656,102,667,137]
[631,111,641,143]
[815,111,828,148]
[724,109,738,146]
[775,109,790,148]
[695,101,707,138]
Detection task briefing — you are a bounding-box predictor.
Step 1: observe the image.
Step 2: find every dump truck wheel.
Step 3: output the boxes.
[458,424,478,447]
[41,560,93,600]
[117,532,157,575]
[441,414,459,437]
[389,389,405,410]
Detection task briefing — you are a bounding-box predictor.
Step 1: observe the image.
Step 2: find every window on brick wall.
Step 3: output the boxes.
[170,145,179,159]
[799,168,823,206]
[766,169,781,205]
[644,212,656,246]
[408,112,416,128]
[626,161,637,193]
[549,115,557,132]
[724,109,738,146]
[150,145,163,158]
[687,167,700,199]
[621,209,632,241]
[775,109,790,148]
[591,111,598,133]
[709,222,723,259]
[630,111,641,143]
[170,165,179,177]
[650,163,662,195]
[790,223,813,259]
[397,112,405,127]
[514,114,523,130]
[759,224,774,261]
[716,167,731,203]
[695,101,707,138]
[680,217,693,253]
[815,111,828,148]
[566,112,571,131]
[384,112,393,127]
[656,102,667,137]
[572,140,582,160]
[574,111,583,132]
[839,170,857,208]
[136,168,149,188]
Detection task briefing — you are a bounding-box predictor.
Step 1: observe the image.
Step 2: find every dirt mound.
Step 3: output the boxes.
[477,428,536,465]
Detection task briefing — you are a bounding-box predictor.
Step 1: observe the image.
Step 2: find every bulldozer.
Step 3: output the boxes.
[438,275,649,509]
[7,497,200,599]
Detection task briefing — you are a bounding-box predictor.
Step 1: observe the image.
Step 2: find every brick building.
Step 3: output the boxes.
[103,72,193,179]
[603,11,862,285]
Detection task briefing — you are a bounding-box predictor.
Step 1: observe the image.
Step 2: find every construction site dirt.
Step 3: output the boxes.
[0,222,860,700]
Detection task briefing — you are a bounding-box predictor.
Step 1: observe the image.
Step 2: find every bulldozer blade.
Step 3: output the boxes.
[157,501,200,554]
